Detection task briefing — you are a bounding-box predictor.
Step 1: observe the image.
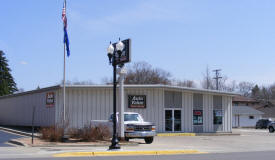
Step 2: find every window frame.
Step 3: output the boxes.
[193,110,203,125]
[249,115,254,119]
[213,110,223,125]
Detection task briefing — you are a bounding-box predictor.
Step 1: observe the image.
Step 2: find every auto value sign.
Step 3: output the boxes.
[128,95,146,108]
[46,92,55,107]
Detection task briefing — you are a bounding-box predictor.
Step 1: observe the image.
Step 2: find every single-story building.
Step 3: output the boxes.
[232,95,260,107]
[252,100,275,121]
[232,106,264,128]
[0,84,237,133]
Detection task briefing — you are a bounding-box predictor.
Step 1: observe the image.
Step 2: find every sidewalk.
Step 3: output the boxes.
[0,126,39,137]
[1,127,275,158]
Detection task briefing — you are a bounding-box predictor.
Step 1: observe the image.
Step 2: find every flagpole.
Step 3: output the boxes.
[63,42,66,125]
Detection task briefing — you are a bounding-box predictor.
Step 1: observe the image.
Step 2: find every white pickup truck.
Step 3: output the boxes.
[91,112,156,144]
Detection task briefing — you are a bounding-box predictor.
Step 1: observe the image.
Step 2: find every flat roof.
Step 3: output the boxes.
[63,84,239,96]
[0,84,239,99]
[233,106,264,115]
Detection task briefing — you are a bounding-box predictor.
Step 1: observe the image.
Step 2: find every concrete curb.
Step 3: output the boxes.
[157,133,240,136]
[0,127,39,138]
[29,142,139,148]
[195,133,240,136]
[6,139,138,148]
[53,150,206,157]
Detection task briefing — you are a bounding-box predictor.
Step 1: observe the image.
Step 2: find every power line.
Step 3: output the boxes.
[213,69,222,90]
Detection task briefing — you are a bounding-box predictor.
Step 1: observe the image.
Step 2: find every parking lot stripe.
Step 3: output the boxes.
[157,133,196,136]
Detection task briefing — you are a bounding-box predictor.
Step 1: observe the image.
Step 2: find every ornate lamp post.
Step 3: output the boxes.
[107,38,125,150]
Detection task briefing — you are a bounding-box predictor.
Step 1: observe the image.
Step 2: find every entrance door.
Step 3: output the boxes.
[165,109,181,132]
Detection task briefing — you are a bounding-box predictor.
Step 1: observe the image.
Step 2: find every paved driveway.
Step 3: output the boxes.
[0,130,22,147]
[125,128,275,153]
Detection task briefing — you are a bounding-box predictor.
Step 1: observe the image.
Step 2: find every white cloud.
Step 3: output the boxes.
[69,1,184,32]
[20,61,28,65]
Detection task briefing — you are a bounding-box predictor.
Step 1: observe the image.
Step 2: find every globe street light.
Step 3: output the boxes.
[107,38,125,150]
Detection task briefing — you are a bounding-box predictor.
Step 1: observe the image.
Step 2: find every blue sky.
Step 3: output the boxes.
[1,0,275,91]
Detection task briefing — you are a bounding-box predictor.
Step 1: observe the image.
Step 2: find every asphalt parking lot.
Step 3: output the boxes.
[126,128,275,153]
[0,130,22,147]
[0,128,275,159]
[233,128,274,136]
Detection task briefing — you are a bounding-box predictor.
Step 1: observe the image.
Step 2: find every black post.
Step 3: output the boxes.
[109,55,120,150]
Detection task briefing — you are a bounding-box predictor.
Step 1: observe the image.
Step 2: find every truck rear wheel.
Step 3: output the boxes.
[144,137,154,144]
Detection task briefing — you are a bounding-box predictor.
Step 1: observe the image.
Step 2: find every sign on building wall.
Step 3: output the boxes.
[193,110,203,125]
[128,95,146,108]
[46,92,55,107]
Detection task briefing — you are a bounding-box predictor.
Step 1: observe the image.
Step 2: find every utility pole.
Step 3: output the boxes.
[213,69,222,90]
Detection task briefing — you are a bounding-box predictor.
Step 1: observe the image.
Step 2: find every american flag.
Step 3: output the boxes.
[62,0,67,29]
[62,0,70,57]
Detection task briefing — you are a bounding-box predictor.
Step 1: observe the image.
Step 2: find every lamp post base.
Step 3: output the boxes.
[109,145,121,150]
[109,137,121,150]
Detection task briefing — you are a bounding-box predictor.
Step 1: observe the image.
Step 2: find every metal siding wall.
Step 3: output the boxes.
[223,97,228,132]
[0,90,56,127]
[73,89,78,128]
[61,88,113,129]
[160,89,165,132]
[87,89,92,124]
[193,93,203,133]
[91,89,97,121]
[78,89,83,128]
[182,92,193,132]
[125,88,164,132]
[55,89,61,125]
[53,87,233,133]
[203,94,213,132]
[228,96,232,132]
[83,89,88,127]
[164,91,182,108]
[222,96,232,132]
[96,89,100,121]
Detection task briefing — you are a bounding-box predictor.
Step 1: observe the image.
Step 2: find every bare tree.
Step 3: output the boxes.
[173,79,196,88]
[218,76,228,91]
[15,88,24,93]
[225,80,238,92]
[238,81,254,97]
[101,77,113,85]
[60,80,94,85]
[124,61,172,85]
[72,80,94,85]
[251,85,260,99]
[261,86,272,101]
[269,84,275,99]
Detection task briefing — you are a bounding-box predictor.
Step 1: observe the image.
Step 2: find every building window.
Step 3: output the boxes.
[213,96,223,125]
[213,110,223,125]
[249,115,254,119]
[193,110,203,125]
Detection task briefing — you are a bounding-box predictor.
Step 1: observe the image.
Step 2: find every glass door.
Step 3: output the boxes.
[174,110,181,131]
[165,109,181,132]
[165,110,173,131]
